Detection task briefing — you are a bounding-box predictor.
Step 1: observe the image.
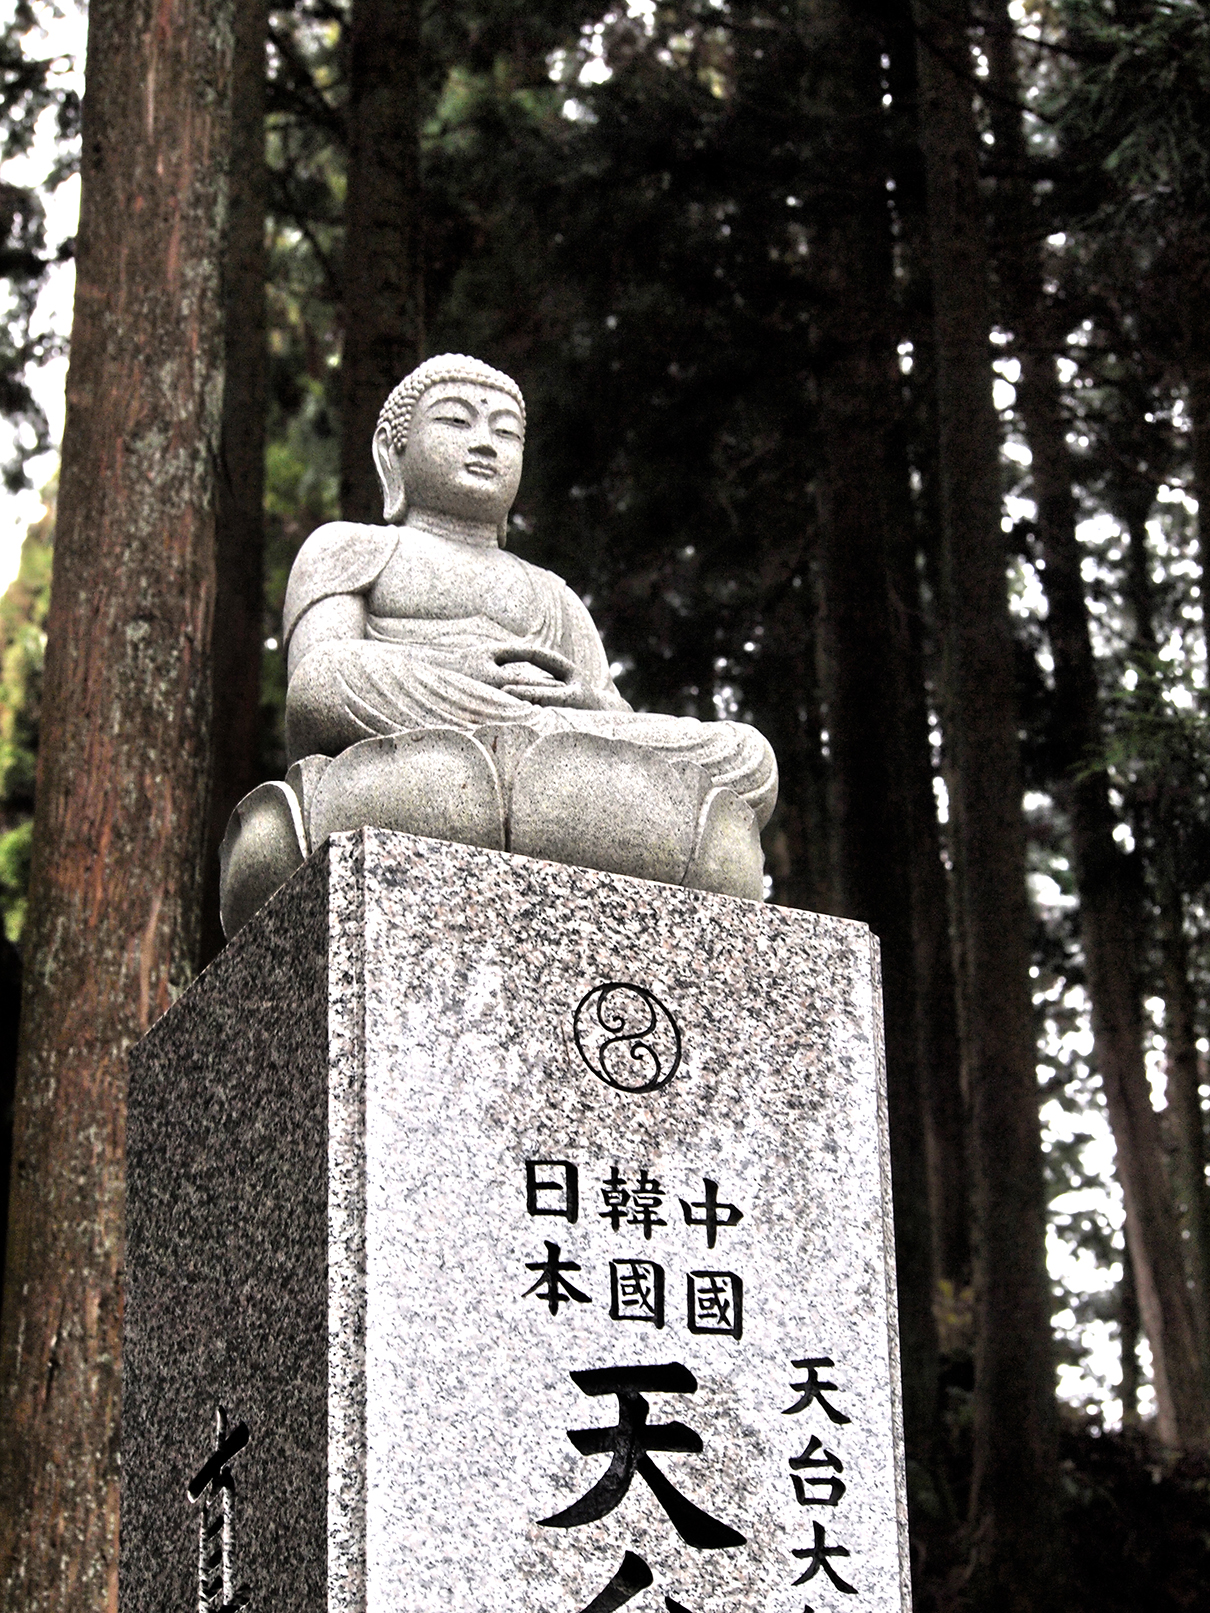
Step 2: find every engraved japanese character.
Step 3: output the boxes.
[526,1160,579,1222]
[600,1166,631,1231]
[678,1178,743,1249]
[578,1551,652,1613]
[782,1358,851,1424]
[790,1435,846,1507]
[610,1260,665,1327]
[791,1521,857,1594]
[540,1363,746,1549]
[523,1241,592,1314]
[575,1555,699,1613]
[686,1271,743,1339]
[629,1169,666,1239]
[188,1407,251,1613]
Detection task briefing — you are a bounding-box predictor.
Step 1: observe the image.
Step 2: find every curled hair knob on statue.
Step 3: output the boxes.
[219,354,778,939]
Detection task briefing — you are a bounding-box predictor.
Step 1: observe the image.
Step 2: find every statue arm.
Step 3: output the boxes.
[282,520,400,675]
[287,593,368,679]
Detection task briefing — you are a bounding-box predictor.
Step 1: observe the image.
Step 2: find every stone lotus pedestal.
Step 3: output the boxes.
[121,829,911,1613]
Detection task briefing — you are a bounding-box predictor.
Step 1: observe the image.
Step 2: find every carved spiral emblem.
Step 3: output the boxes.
[572,982,683,1094]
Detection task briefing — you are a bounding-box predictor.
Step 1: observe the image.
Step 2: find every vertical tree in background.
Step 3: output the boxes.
[796,0,939,1475]
[340,0,423,520]
[913,1,1060,1604]
[202,0,270,965]
[882,7,971,1300]
[0,0,233,1605]
[984,0,1210,1449]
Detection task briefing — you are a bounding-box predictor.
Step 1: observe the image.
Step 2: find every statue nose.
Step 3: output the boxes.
[470,439,497,458]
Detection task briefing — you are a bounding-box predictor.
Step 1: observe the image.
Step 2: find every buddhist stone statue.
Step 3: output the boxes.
[219,354,778,936]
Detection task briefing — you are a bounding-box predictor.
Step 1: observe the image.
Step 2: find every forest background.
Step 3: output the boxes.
[0,0,1208,1610]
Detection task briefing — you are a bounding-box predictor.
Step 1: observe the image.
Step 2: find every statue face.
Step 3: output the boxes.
[395,381,524,526]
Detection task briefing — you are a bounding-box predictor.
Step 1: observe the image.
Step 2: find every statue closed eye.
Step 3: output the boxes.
[219,355,778,938]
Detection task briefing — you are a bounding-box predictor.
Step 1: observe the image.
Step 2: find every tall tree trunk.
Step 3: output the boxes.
[983,1,1210,1449]
[1175,227,1210,570]
[1189,366,1210,563]
[1019,354,1209,1447]
[340,0,423,521]
[1124,508,1210,1371]
[1120,1238,1142,1428]
[1124,504,1158,659]
[1156,870,1210,1356]
[1128,509,1210,1374]
[0,940,18,1307]
[890,511,970,1293]
[201,0,269,966]
[0,2,232,1606]
[884,9,971,1294]
[912,2,1061,1603]
[798,0,940,1485]
[749,561,833,916]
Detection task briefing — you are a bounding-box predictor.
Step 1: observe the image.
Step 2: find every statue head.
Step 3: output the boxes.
[372,354,526,543]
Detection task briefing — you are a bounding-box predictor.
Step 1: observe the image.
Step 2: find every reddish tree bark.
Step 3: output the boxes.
[0,1,232,1605]
[1120,1240,1142,1427]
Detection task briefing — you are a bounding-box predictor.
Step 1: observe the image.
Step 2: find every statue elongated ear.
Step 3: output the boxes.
[372,425,407,524]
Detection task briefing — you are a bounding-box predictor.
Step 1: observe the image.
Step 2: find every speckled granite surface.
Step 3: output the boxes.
[123,830,909,1613]
[123,852,330,1613]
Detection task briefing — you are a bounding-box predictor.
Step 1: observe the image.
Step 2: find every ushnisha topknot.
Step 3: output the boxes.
[376,354,526,454]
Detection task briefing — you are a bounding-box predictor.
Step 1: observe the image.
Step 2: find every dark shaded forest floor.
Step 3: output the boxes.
[1059,1424,1210,1612]
[913,1368,1210,1612]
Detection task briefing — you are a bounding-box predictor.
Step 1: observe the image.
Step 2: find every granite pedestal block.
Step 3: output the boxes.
[123,829,910,1613]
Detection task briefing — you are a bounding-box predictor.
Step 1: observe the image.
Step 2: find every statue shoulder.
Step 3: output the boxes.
[283,521,400,645]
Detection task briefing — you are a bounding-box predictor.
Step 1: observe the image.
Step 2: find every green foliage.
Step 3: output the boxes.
[0,815,30,941]
[1059,0,1210,213]
[263,2,839,721]
[0,496,51,940]
[423,7,836,731]
[0,1,79,489]
[1095,659,1210,889]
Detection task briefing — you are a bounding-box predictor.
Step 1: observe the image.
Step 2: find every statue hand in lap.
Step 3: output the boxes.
[220,355,778,938]
[448,644,611,710]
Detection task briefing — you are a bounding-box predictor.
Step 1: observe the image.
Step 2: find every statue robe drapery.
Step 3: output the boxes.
[283,522,777,826]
